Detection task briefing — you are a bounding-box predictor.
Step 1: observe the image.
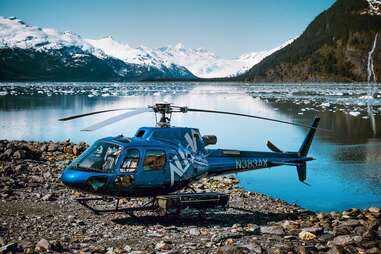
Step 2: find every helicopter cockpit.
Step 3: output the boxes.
[73,141,122,173]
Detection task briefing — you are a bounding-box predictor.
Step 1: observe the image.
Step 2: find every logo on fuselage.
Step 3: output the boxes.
[168,130,203,186]
[169,147,192,186]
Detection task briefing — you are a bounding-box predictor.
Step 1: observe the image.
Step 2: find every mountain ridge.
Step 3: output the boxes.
[0,16,294,81]
[236,0,381,82]
[0,16,195,81]
[85,37,294,78]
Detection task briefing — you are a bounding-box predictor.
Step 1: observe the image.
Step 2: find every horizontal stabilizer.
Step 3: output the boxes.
[267,141,282,153]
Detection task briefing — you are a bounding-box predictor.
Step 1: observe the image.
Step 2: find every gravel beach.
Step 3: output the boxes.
[0,140,380,253]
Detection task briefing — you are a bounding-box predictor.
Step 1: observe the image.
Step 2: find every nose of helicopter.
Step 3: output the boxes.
[60,168,87,187]
[60,168,109,192]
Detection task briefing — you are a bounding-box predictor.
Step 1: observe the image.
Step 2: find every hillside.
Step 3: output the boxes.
[237,0,381,82]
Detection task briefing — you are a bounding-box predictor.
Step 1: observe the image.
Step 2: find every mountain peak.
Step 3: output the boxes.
[174,43,185,50]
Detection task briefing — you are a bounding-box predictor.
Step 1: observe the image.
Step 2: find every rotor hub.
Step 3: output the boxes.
[149,103,188,128]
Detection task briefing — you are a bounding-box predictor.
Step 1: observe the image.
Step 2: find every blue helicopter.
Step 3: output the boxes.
[59,103,321,214]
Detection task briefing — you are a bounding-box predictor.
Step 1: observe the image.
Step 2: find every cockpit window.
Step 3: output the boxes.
[143,150,166,170]
[121,149,140,173]
[75,142,121,172]
[135,130,145,138]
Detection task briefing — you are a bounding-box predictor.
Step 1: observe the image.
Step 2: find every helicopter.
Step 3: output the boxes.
[58,103,321,214]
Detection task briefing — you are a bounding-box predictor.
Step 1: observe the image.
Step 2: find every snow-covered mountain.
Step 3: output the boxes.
[86,38,294,78]
[0,16,104,57]
[0,16,293,81]
[159,40,294,78]
[0,17,195,81]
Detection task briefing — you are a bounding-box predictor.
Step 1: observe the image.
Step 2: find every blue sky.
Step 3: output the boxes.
[0,0,335,58]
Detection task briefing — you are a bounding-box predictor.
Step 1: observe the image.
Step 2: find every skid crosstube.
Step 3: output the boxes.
[76,192,229,216]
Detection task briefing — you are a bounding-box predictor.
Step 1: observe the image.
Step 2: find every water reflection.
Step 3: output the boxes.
[0,82,381,212]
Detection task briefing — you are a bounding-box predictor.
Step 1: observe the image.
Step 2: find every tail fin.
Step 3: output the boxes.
[298,117,320,157]
[296,162,306,182]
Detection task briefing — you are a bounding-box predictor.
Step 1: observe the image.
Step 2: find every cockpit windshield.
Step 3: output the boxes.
[74,142,121,172]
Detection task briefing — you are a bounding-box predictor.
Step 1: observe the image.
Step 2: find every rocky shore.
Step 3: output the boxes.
[0,140,380,253]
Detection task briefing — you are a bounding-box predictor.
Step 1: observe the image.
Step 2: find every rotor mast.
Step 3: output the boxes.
[150,103,188,128]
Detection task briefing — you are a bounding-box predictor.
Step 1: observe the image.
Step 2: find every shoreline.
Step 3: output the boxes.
[0,140,380,253]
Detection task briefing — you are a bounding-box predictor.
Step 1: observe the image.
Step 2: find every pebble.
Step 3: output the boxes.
[298,231,316,241]
[189,228,200,236]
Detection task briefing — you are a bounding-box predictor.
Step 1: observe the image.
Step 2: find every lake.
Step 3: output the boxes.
[1,82,381,212]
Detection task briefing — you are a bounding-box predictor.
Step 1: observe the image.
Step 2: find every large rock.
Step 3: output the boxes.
[0,242,17,253]
[329,235,362,246]
[13,150,27,159]
[35,238,50,252]
[3,149,13,158]
[47,143,60,152]
[260,226,285,236]
[217,245,251,254]
[155,241,171,251]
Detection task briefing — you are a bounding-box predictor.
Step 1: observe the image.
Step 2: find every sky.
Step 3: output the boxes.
[0,0,335,58]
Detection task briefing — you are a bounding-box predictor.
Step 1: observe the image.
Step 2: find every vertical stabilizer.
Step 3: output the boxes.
[298,117,320,157]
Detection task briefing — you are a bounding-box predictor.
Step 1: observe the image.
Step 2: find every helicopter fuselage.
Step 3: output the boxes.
[60,124,316,198]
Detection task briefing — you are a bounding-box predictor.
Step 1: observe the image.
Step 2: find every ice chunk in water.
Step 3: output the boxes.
[349,111,361,117]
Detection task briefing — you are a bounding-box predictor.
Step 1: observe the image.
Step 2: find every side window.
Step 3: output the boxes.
[143,150,166,171]
[120,149,140,173]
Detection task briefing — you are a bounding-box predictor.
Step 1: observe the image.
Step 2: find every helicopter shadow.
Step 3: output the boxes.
[111,206,314,227]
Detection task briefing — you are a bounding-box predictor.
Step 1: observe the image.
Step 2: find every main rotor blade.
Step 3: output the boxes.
[185,108,329,131]
[58,107,147,121]
[81,108,150,131]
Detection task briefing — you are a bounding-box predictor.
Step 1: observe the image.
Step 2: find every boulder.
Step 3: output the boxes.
[47,143,59,152]
[40,144,48,152]
[329,235,361,246]
[13,150,27,159]
[0,242,17,253]
[217,245,251,254]
[35,238,50,252]
[3,149,13,158]
[260,226,285,236]
[155,241,171,251]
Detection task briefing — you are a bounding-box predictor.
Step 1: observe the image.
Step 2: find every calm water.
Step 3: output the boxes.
[1,82,381,212]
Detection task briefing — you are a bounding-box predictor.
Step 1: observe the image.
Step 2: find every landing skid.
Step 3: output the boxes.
[76,197,157,215]
[76,192,229,216]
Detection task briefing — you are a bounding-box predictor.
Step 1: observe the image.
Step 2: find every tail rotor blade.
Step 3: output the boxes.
[58,107,147,121]
[81,108,150,131]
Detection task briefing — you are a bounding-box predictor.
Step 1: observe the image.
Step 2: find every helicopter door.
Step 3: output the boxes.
[114,148,140,189]
[136,149,168,190]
